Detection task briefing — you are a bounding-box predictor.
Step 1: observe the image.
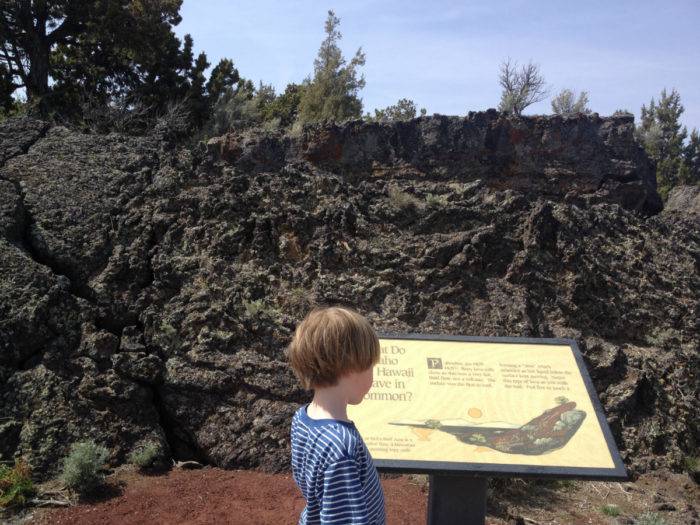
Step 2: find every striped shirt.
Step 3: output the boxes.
[291,404,386,524]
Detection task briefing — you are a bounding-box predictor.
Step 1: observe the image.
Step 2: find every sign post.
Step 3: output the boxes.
[347,334,627,524]
[427,474,486,524]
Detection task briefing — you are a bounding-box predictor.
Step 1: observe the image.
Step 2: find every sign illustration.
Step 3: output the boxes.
[391,398,586,455]
[348,334,626,480]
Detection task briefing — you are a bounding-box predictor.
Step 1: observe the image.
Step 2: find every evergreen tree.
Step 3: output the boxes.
[207,78,283,134]
[185,42,211,127]
[684,128,700,184]
[0,1,180,112]
[637,88,691,198]
[551,89,591,115]
[0,0,237,124]
[206,59,240,108]
[262,83,305,127]
[296,10,365,124]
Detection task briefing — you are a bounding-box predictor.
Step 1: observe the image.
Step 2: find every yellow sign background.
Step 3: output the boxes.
[348,339,615,469]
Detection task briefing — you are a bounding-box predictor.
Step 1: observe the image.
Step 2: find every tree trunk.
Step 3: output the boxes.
[24,4,51,114]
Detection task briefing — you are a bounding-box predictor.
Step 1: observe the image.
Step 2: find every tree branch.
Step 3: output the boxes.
[0,36,27,84]
[47,13,85,46]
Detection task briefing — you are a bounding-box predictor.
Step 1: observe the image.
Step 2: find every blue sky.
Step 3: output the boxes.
[175,0,700,131]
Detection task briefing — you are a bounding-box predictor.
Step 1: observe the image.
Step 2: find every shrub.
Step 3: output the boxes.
[601,504,620,517]
[551,88,591,116]
[637,512,667,525]
[61,441,109,495]
[387,186,421,211]
[0,459,34,508]
[682,455,699,473]
[128,441,162,469]
[424,193,449,208]
[157,320,183,352]
[366,98,424,122]
[243,298,277,317]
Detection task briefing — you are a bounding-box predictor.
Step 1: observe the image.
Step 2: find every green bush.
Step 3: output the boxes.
[128,442,162,469]
[60,441,109,495]
[601,504,620,517]
[0,459,34,508]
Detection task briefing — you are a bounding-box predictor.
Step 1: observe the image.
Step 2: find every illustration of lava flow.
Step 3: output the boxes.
[390,399,586,455]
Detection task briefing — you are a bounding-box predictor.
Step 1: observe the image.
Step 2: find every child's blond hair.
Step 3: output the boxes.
[287,306,380,390]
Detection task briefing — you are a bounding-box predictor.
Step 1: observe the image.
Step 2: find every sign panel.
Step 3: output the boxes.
[347,334,627,480]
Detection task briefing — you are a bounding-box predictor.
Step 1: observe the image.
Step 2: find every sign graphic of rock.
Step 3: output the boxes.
[391,400,586,455]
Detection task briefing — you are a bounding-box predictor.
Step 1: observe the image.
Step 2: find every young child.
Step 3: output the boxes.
[287,306,386,525]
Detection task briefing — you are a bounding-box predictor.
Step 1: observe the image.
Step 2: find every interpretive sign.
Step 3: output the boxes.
[347,334,627,480]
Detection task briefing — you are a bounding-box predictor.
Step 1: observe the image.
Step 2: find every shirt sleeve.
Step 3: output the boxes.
[320,457,369,524]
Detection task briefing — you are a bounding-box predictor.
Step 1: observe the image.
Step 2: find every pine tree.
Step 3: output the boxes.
[296,10,365,124]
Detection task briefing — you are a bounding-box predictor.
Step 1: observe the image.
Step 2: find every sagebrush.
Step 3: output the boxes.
[61,441,109,495]
[128,442,162,469]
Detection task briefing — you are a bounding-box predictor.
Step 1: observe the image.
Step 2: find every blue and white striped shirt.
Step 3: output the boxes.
[291,404,386,524]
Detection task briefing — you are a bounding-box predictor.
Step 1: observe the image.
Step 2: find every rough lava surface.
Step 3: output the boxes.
[0,112,697,479]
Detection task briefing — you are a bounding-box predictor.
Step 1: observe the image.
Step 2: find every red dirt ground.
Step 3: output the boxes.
[32,468,428,525]
[26,467,699,525]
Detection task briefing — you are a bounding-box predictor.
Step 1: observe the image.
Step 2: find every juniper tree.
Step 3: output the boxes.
[296,10,366,124]
[0,0,237,123]
[262,83,305,127]
[636,88,691,198]
[684,128,700,184]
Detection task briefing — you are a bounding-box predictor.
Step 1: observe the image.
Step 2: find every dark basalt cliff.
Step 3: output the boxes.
[0,112,697,479]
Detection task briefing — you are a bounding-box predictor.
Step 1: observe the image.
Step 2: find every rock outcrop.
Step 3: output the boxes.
[0,113,696,479]
[664,184,700,218]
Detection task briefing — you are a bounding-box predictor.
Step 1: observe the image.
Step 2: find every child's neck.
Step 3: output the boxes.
[308,386,350,422]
